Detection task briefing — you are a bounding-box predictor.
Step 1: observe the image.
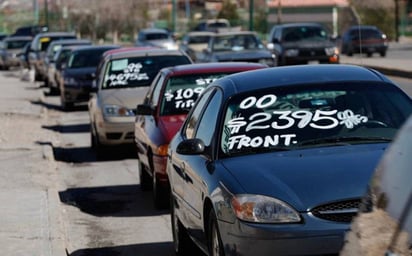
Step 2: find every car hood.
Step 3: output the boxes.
[282,40,335,49]
[213,49,273,61]
[158,115,187,142]
[220,144,386,211]
[98,87,149,109]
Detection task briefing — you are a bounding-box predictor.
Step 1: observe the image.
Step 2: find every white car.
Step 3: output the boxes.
[88,47,192,158]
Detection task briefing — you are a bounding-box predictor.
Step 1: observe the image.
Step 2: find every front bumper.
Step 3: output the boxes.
[219,213,347,255]
[96,118,135,146]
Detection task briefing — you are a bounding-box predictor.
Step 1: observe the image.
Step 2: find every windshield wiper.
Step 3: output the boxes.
[299,136,392,146]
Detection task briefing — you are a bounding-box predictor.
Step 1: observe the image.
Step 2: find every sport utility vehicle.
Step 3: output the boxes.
[267,22,339,65]
[340,25,388,57]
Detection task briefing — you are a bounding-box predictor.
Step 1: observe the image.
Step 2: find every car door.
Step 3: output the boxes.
[172,88,222,240]
[134,72,165,167]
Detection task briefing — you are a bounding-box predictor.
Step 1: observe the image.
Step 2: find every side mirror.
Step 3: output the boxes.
[136,104,155,116]
[176,138,205,155]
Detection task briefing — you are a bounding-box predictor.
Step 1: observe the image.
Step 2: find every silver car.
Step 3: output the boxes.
[88,47,192,158]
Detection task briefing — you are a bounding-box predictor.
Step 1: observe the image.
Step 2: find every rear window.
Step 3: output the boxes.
[144,33,169,40]
[160,73,229,116]
[221,83,412,156]
[103,55,191,89]
[67,49,110,68]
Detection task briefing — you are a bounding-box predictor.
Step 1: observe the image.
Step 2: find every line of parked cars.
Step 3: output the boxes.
[4,22,409,256]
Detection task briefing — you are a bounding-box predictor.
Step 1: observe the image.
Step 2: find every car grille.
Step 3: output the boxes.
[299,48,326,57]
[311,199,361,223]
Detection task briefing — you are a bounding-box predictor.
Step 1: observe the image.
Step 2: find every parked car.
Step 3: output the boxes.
[179,31,215,62]
[198,31,276,66]
[11,25,48,37]
[52,45,80,93]
[88,48,192,158]
[267,22,339,65]
[0,36,32,70]
[44,39,92,92]
[192,19,231,32]
[58,45,120,110]
[135,28,178,50]
[167,64,412,256]
[135,62,268,209]
[28,31,77,81]
[340,114,412,256]
[340,25,389,57]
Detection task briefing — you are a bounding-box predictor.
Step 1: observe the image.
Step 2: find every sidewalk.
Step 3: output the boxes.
[0,72,66,256]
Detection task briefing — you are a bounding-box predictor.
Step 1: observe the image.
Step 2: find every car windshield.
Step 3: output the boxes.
[282,26,329,42]
[6,40,31,49]
[145,33,169,40]
[221,83,412,156]
[160,72,230,116]
[188,35,211,44]
[103,55,191,89]
[212,34,263,51]
[67,49,109,68]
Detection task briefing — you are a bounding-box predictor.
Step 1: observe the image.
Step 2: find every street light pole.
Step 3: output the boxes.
[44,0,49,27]
[249,0,254,31]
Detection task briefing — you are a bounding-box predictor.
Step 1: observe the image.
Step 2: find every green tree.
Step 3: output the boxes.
[217,0,240,26]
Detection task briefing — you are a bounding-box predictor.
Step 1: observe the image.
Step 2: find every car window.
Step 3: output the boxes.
[150,73,165,106]
[145,33,169,41]
[220,82,412,156]
[183,89,214,139]
[5,40,31,49]
[159,72,229,116]
[282,26,328,42]
[102,55,191,89]
[212,34,262,51]
[193,89,222,147]
[67,49,108,68]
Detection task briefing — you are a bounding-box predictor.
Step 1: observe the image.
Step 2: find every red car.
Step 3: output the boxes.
[134,62,267,208]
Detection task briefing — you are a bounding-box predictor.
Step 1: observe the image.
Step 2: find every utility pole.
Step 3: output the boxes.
[249,0,254,31]
[44,0,49,27]
[172,0,177,32]
[33,0,39,25]
[394,0,399,42]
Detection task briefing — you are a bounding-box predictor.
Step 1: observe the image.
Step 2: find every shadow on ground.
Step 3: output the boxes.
[69,242,177,256]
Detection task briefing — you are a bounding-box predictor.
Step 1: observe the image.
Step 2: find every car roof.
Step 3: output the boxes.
[48,39,91,45]
[139,28,169,34]
[70,45,120,53]
[275,22,325,28]
[103,48,189,60]
[4,36,32,41]
[161,62,267,77]
[212,30,258,36]
[213,64,393,95]
[34,31,76,38]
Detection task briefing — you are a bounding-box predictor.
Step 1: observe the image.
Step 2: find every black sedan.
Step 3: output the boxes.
[167,64,412,256]
[198,31,276,67]
[58,45,119,110]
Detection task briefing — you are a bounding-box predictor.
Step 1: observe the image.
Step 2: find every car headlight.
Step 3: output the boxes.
[325,46,339,56]
[231,194,301,223]
[103,105,135,117]
[285,49,299,57]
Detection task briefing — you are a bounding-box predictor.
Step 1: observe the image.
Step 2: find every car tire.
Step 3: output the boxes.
[380,51,386,57]
[153,172,169,209]
[60,91,73,111]
[171,193,196,256]
[139,161,152,191]
[91,126,107,160]
[208,209,225,256]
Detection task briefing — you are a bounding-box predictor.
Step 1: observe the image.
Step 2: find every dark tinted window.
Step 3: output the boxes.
[145,33,169,40]
[282,26,328,42]
[68,48,111,68]
[103,55,191,89]
[6,40,31,49]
